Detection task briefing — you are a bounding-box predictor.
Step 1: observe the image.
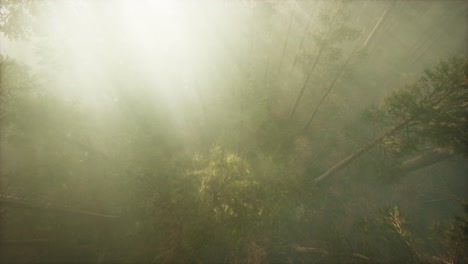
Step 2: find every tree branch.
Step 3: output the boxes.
[0,196,119,219]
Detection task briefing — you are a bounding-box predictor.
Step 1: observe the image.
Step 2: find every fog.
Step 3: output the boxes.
[1,0,467,263]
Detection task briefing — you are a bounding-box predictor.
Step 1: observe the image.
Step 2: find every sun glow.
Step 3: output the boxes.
[32,0,242,109]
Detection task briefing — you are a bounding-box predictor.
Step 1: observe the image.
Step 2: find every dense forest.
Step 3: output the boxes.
[0,0,467,263]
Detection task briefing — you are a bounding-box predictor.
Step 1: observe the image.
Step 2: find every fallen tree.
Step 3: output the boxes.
[313,116,412,184]
[400,148,452,173]
[313,57,467,184]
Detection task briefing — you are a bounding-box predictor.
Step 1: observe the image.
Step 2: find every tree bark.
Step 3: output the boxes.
[313,116,412,184]
[400,148,452,173]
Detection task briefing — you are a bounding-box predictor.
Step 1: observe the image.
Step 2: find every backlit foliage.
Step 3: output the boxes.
[191,145,265,220]
[1,1,467,263]
[371,57,468,156]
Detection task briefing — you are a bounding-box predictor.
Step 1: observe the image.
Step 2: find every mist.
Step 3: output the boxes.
[1,0,467,263]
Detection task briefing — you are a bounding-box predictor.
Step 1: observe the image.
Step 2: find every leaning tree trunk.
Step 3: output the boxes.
[303,6,391,130]
[313,116,412,184]
[400,148,452,173]
[362,7,389,49]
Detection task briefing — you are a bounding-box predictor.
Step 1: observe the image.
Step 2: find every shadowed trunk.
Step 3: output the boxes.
[401,148,452,173]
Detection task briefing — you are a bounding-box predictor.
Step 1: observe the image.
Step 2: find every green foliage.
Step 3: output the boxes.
[298,2,360,68]
[385,206,412,241]
[190,145,265,221]
[367,57,468,157]
[429,201,468,263]
[354,206,419,262]
[382,57,467,119]
[1,1,467,263]
[354,202,468,263]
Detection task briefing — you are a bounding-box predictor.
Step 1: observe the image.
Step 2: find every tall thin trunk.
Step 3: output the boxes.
[362,8,388,49]
[404,2,451,57]
[304,5,392,130]
[276,9,295,77]
[289,8,316,74]
[409,3,468,66]
[361,2,395,62]
[313,116,412,184]
[303,49,355,130]
[288,5,341,119]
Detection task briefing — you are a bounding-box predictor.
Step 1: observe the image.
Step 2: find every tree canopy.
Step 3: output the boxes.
[1,1,467,263]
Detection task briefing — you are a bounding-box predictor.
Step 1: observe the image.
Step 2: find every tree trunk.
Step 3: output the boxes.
[303,50,355,130]
[400,148,452,173]
[288,4,341,119]
[362,8,389,49]
[313,116,412,184]
[303,6,391,130]
[276,9,294,77]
